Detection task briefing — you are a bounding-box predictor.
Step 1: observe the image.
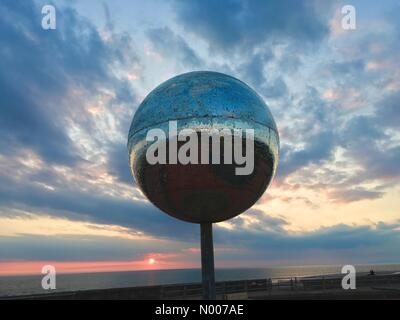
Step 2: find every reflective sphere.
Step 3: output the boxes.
[128,71,279,223]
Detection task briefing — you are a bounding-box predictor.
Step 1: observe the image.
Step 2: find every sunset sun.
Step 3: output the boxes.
[148,258,155,265]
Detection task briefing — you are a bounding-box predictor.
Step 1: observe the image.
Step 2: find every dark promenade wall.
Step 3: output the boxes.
[2,274,400,300]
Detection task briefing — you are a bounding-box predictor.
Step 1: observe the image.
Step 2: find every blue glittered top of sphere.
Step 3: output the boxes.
[129,71,278,138]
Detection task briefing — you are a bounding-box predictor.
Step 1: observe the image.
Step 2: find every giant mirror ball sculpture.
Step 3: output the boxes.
[128,71,279,223]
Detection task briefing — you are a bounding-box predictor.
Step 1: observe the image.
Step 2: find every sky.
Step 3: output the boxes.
[0,0,399,276]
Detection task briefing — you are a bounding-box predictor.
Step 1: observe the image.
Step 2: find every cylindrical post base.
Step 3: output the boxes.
[200,222,216,300]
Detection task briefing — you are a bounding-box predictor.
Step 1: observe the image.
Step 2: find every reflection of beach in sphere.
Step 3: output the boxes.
[128,71,279,223]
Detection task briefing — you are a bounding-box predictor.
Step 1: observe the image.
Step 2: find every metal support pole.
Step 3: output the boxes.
[200,222,216,300]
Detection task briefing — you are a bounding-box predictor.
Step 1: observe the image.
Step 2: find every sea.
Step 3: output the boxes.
[1,264,399,297]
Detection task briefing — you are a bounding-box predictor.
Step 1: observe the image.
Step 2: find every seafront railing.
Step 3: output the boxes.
[3,273,400,300]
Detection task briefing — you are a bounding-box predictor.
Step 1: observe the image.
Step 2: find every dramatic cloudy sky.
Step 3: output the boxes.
[0,0,399,275]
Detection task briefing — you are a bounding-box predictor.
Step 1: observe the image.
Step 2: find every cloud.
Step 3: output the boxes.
[216,219,400,254]
[0,170,199,241]
[0,0,136,166]
[146,27,202,68]
[339,93,400,185]
[106,142,134,185]
[280,131,336,178]
[376,91,400,129]
[327,59,366,77]
[276,87,400,200]
[1,208,399,265]
[171,0,329,53]
[238,51,288,99]
[329,188,385,203]
[229,209,289,233]
[2,155,397,263]
[0,234,177,261]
